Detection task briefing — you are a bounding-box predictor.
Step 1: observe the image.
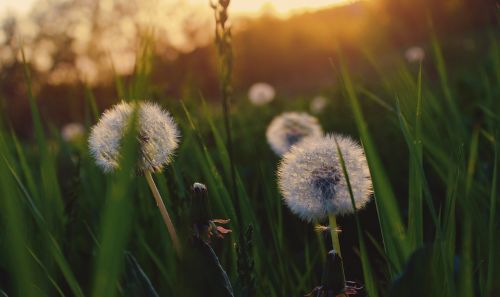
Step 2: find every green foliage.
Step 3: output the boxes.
[0,25,499,297]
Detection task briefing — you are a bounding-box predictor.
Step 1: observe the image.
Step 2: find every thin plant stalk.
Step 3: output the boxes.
[328,214,346,286]
[212,0,241,222]
[485,140,497,296]
[144,171,181,256]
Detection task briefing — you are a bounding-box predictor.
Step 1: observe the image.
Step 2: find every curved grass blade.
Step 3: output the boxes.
[27,248,66,297]
[333,136,379,297]
[91,109,140,297]
[0,131,40,297]
[1,137,85,297]
[485,138,498,296]
[123,252,160,297]
[336,50,409,273]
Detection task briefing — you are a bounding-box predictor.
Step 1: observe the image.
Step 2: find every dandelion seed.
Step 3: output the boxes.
[62,122,85,142]
[278,134,372,222]
[405,46,425,63]
[266,112,323,156]
[248,82,275,105]
[310,96,328,114]
[88,100,179,173]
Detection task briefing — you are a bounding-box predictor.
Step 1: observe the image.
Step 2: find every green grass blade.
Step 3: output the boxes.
[336,51,409,273]
[458,127,480,297]
[11,130,40,201]
[430,33,464,138]
[395,98,431,243]
[0,131,40,297]
[20,48,46,150]
[356,86,396,113]
[139,234,172,287]
[485,136,498,296]
[465,127,480,196]
[27,248,67,297]
[180,100,237,224]
[21,48,65,231]
[490,33,500,86]
[91,109,140,297]
[404,63,424,249]
[2,149,85,297]
[84,85,100,123]
[333,136,379,297]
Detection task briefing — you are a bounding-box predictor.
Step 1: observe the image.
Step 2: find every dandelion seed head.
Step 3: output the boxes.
[266,112,323,156]
[278,134,372,222]
[88,101,179,173]
[405,46,425,63]
[62,122,85,142]
[310,96,328,114]
[248,82,275,105]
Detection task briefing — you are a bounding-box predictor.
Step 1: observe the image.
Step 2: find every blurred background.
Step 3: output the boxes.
[0,0,497,136]
[1,1,499,296]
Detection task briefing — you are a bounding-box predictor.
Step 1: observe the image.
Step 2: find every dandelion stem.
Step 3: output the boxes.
[328,214,346,286]
[145,171,181,256]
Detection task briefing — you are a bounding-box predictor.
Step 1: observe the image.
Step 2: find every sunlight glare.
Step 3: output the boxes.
[194,0,359,17]
[3,0,358,18]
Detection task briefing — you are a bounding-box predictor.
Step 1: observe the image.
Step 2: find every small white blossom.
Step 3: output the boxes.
[248,82,275,105]
[266,112,323,156]
[88,101,179,173]
[405,46,425,63]
[278,134,372,222]
[62,122,85,142]
[310,96,328,114]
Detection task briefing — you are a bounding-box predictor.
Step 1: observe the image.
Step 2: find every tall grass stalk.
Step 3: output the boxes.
[212,0,240,221]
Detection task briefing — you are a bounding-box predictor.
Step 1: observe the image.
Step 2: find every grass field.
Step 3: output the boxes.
[0,2,499,297]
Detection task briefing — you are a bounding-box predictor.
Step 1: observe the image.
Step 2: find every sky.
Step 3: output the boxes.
[1,0,355,17]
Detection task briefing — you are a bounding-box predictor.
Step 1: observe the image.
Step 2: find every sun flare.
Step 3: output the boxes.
[3,0,359,19]
[198,0,359,17]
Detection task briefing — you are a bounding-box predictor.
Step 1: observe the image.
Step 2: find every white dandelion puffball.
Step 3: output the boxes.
[89,101,179,173]
[405,46,425,63]
[278,134,372,222]
[310,96,328,114]
[62,123,85,142]
[266,112,323,156]
[248,82,275,105]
